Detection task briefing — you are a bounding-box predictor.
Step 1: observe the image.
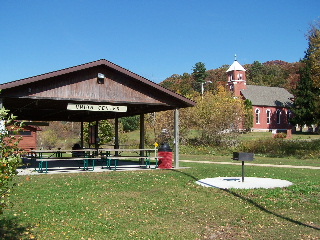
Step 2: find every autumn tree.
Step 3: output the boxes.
[160,73,196,97]
[38,122,81,149]
[246,60,294,89]
[187,86,245,147]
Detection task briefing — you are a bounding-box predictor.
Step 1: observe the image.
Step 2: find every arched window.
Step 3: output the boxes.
[266,109,271,124]
[255,109,260,124]
[277,109,281,124]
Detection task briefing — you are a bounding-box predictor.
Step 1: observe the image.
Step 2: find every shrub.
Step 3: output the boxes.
[273,132,287,139]
[238,138,320,158]
[0,108,22,214]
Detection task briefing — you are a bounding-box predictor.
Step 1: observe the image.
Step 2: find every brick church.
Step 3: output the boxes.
[227,57,294,135]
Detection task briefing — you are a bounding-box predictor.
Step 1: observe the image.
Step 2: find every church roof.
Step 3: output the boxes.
[241,85,293,108]
[226,60,246,72]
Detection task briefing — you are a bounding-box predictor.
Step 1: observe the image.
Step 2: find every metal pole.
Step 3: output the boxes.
[115,117,119,156]
[242,161,245,182]
[174,108,179,168]
[201,82,204,99]
[140,114,145,165]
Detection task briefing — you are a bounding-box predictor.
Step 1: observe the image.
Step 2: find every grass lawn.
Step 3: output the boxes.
[180,154,320,167]
[0,157,319,239]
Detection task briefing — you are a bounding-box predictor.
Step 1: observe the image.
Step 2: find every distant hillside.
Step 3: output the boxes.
[160,60,302,97]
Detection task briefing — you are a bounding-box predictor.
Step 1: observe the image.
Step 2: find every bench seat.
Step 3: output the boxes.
[103,156,160,170]
[35,157,100,173]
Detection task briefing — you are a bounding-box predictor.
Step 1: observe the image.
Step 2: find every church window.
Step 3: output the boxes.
[266,109,271,124]
[255,109,260,124]
[277,109,281,124]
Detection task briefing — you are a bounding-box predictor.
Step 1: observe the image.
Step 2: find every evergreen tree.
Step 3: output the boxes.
[307,22,320,88]
[121,116,140,132]
[291,59,317,130]
[192,62,208,93]
[292,21,320,130]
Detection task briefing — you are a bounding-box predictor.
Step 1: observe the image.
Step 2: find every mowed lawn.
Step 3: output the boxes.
[0,157,319,239]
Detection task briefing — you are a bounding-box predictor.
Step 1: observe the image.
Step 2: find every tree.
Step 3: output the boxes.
[306,22,320,126]
[307,21,320,88]
[121,116,140,132]
[243,99,253,131]
[0,107,22,214]
[247,61,264,85]
[292,22,320,129]
[187,86,245,147]
[38,121,81,149]
[192,62,207,83]
[246,60,291,88]
[83,120,114,147]
[292,60,317,130]
[192,62,208,93]
[160,73,196,97]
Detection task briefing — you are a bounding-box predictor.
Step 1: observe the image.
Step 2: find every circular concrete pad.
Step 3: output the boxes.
[196,177,293,189]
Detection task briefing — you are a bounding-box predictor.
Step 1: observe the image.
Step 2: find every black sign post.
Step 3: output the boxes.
[232,152,254,182]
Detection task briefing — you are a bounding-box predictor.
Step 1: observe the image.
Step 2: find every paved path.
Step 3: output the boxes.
[180,160,320,170]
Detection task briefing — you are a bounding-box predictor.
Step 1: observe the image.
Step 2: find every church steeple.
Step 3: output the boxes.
[226,55,247,96]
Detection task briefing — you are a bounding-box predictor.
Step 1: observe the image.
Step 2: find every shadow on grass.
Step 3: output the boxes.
[0,217,34,240]
[172,169,320,231]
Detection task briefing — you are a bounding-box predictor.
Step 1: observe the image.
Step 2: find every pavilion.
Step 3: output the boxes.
[0,59,195,168]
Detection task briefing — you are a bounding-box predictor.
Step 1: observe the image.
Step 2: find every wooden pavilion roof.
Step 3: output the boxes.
[0,59,195,122]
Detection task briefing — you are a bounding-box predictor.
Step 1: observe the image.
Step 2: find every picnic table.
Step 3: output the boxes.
[29,148,160,173]
[99,148,160,170]
[29,149,102,173]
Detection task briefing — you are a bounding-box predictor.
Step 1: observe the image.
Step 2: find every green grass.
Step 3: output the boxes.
[180,154,320,167]
[0,158,319,239]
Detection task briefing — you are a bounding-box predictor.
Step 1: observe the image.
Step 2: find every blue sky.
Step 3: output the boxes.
[1,0,319,84]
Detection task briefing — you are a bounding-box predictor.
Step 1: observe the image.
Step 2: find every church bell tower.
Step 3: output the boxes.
[227,55,247,96]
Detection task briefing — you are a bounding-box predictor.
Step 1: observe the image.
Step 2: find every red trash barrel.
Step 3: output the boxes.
[158,143,173,169]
